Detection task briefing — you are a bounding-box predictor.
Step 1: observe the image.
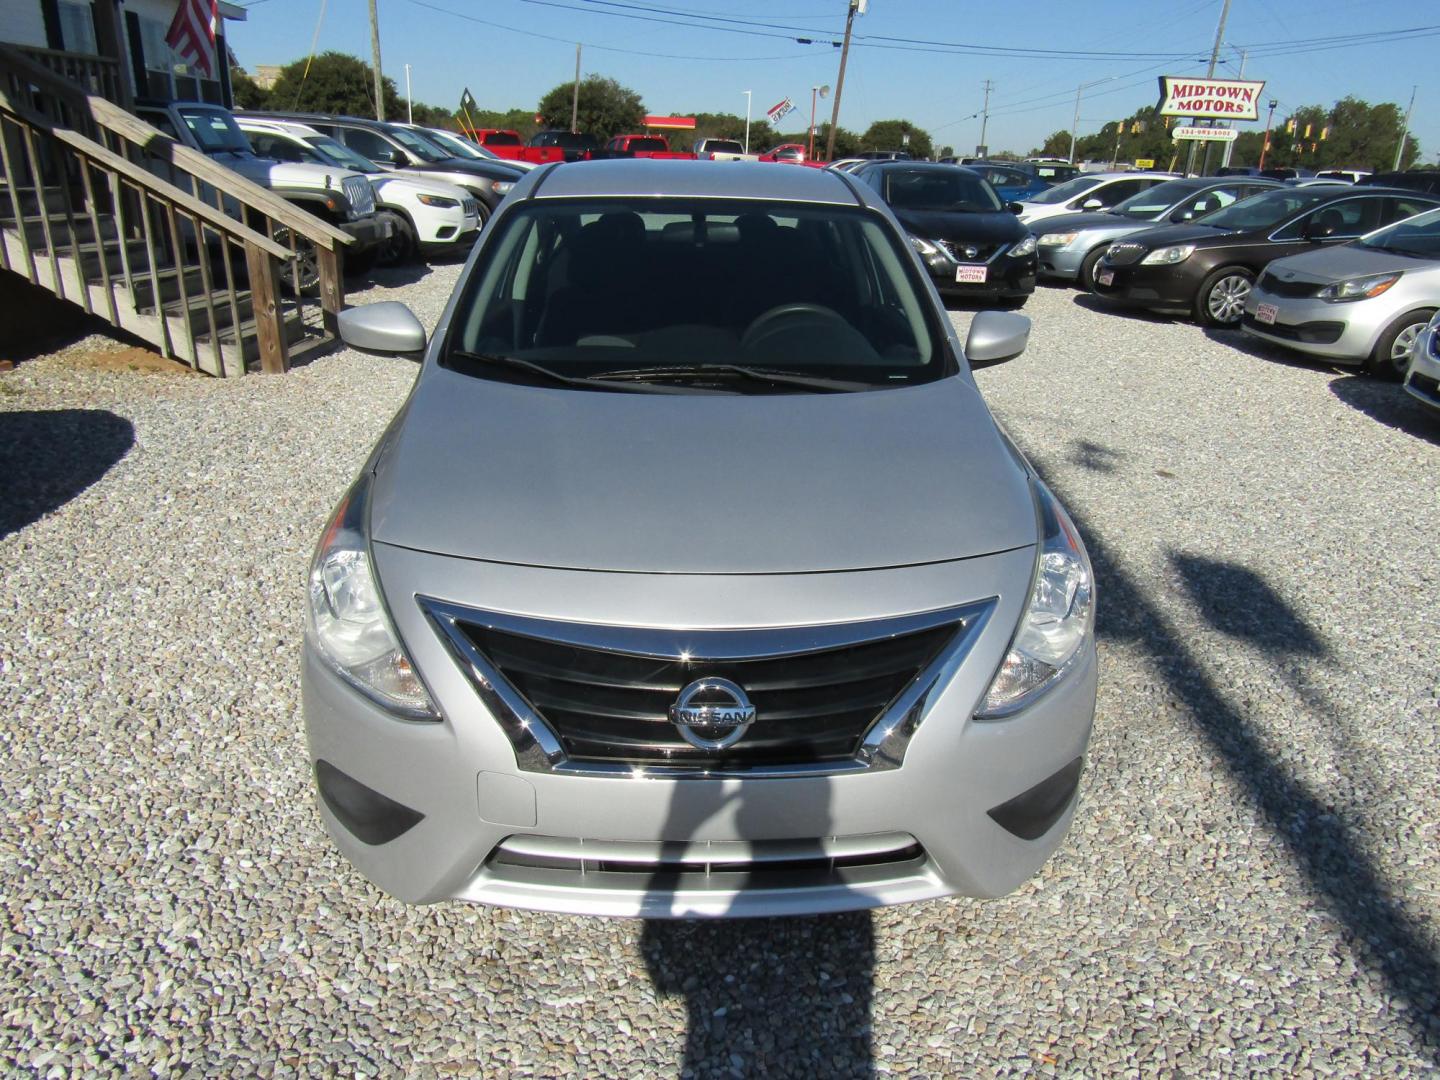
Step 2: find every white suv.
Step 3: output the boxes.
[237,117,481,265]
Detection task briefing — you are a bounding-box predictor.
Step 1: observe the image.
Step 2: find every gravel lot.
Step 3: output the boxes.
[2,263,1438,1077]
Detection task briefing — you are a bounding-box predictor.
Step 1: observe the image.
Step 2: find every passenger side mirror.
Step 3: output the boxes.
[964,311,1031,366]
[338,302,427,356]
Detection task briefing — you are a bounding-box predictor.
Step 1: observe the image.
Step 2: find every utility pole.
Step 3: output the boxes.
[824,0,861,164]
[570,44,582,133]
[368,0,384,121]
[1186,0,1231,176]
[1069,84,1082,164]
[1217,47,1246,170]
[404,63,412,124]
[743,90,752,153]
[1257,98,1277,170]
[1393,84,1417,170]
[978,79,992,155]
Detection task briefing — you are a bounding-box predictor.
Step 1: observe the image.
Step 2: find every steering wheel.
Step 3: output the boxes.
[740,303,846,350]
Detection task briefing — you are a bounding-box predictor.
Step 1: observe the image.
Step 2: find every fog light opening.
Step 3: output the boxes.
[987,757,1084,840]
[315,759,424,845]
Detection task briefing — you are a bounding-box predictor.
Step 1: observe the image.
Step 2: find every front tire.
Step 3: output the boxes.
[1365,308,1434,379]
[1077,246,1107,291]
[1196,266,1254,328]
[374,210,416,267]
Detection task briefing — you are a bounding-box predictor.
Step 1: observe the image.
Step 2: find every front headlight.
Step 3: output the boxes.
[416,193,460,208]
[1008,235,1038,258]
[910,236,940,256]
[978,481,1094,718]
[490,181,515,195]
[1140,244,1195,266]
[307,474,437,719]
[1036,231,1077,248]
[1317,272,1401,302]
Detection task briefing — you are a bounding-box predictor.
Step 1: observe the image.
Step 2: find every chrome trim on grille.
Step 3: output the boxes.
[343,175,376,217]
[420,598,997,778]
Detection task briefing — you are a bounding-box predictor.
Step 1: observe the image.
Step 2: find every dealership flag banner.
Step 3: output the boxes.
[1156,77,1266,121]
[166,0,219,76]
[767,97,796,123]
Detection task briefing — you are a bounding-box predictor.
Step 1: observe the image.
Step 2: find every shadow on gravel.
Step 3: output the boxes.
[0,409,135,539]
[1169,554,1326,658]
[1200,327,1348,375]
[1069,293,1175,324]
[1329,375,1440,444]
[642,915,874,1078]
[1069,439,1125,474]
[1026,458,1440,1061]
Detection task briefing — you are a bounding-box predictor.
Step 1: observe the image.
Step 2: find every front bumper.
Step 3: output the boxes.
[1089,261,1196,314]
[340,213,394,253]
[920,251,1037,300]
[1037,243,1086,280]
[301,545,1097,917]
[1239,286,1374,362]
[1404,319,1440,414]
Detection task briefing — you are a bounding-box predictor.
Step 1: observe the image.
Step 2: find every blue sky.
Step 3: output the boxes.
[230,0,1437,161]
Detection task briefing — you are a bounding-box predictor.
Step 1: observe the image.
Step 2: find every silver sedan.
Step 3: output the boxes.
[1242,206,1440,377]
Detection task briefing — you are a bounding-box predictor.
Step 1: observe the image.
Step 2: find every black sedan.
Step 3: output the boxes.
[1089,186,1440,326]
[851,161,1036,305]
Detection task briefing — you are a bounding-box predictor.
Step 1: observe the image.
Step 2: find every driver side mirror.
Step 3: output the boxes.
[964,311,1031,366]
[376,148,408,166]
[1007,201,1024,214]
[338,302,427,356]
[1302,220,1336,241]
[1173,209,1195,222]
[1081,197,1104,210]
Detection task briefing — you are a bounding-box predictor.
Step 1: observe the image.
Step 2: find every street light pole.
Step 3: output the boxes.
[809,86,819,160]
[824,0,861,164]
[1257,98,1277,170]
[1069,77,1115,165]
[743,89,752,153]
[404,63,412,124]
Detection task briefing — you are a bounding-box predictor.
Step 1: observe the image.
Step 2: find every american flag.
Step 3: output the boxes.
[165,0,219,76]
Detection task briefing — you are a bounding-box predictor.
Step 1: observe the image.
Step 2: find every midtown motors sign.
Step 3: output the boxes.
[1156,77,1266,121]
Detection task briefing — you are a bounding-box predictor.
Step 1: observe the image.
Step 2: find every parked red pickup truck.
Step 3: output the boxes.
[464,129,565,165]
[593,134,697,160]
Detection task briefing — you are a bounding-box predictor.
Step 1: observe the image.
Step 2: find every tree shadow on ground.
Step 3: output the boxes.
[1025,455,1440,1061]
[0,409,135,539]
[642,915,874,1078]
[1329,375,1440,444]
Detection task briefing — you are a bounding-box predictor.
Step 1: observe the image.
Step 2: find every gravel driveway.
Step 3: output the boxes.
[2,265,1437,1077]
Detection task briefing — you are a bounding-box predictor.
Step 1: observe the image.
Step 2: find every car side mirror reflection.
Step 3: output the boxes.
[965,311,1031,367]
[338,301,427,356]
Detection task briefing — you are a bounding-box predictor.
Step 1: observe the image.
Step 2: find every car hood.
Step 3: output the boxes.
[372,174,470,203]
[1031,210,1143,235]
[211,151,353,189]
[1119,222,1241,250]
[1262,242,1437,282]
[892,208,1024,244]
[370,371,1037,574]
[409,158,522,181]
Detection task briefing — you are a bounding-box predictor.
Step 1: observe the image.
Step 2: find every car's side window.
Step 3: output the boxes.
[1181,186,1240,218]
[343,128,395,162]
[1089,179,1147,208]
[1276,198,1385,241]
[1384,197,1439,224]
[141,110,181,140]
[250,135,303,163]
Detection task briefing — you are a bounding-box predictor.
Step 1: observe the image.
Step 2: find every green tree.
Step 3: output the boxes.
[860,119,933,159]
[536,76,643,140]
[267,51,401,118]
[229,66,269,110]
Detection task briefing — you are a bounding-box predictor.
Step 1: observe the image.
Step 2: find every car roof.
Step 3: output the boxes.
[515,159,874,207]
[235,116,323,138]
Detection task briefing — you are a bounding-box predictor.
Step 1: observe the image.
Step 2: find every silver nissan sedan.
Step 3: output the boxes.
[304,160,1098,918]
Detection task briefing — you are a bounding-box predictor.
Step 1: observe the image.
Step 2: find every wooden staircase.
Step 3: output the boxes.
[0,45,350,375]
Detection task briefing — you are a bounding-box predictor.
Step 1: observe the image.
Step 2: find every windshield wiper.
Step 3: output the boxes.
[590,364,877,393]
[448,350,691,393]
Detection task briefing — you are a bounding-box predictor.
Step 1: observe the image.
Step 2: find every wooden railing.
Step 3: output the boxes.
[0,44,351,374]
[14,46,126,108]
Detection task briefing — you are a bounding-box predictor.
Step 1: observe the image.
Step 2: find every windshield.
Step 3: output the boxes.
[177,106,251,155]
[1026,174,1105,205]
[425,130,483,158]
[388,127,449,162]
[1111,179,1200,219]
[303,135,379,173]
[444,199,946,392]
[883,169,1003,212]
[1197,188,1337,231]
[1357,206,1440,257]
